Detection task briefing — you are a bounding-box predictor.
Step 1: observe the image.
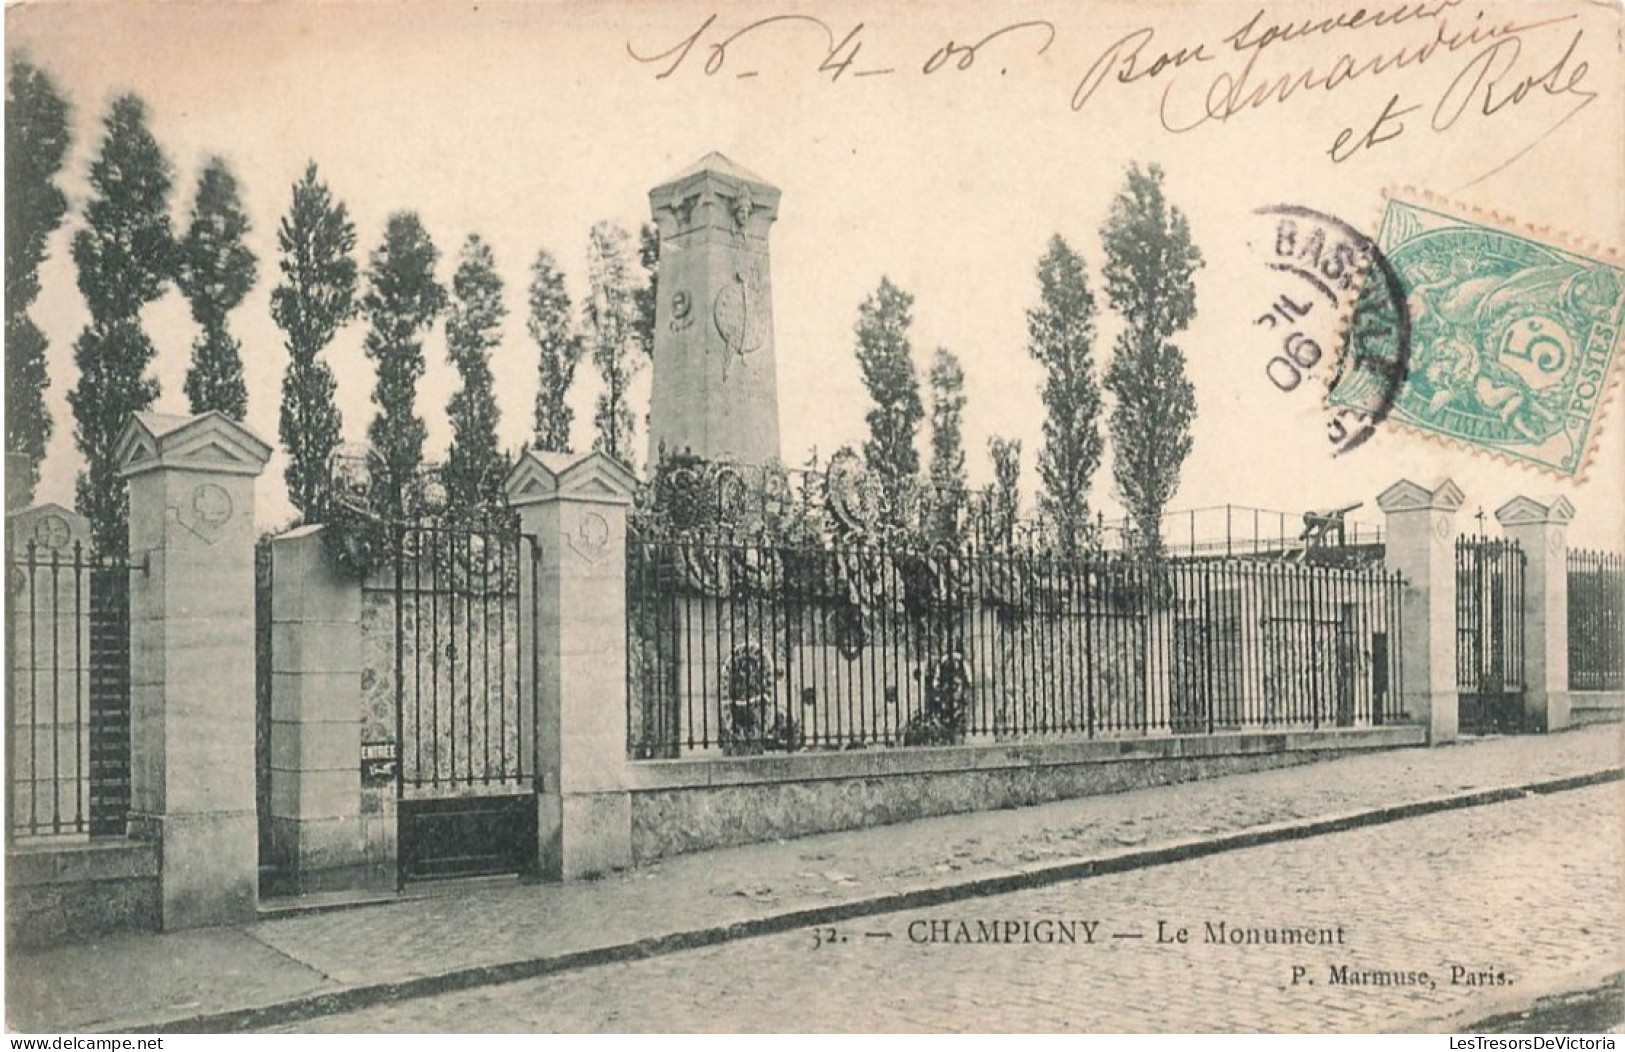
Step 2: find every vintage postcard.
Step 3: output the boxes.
[4,0,1624,1036]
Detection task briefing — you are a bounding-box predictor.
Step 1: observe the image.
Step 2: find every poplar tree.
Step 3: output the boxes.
[633,221,660,358]
[5,58,72,502]
[985,436,1022,550]
[444,234,506,510]
[362,212,445,519]
[271,163,358,522]
[584,221,640,466]
[1028,235,1103,556]
[927,347,967,545]
[69,94,174,554]
[854,277,923,524]
[1100,164,1203,555]
[529,248,581,453]
[177,157,257,419]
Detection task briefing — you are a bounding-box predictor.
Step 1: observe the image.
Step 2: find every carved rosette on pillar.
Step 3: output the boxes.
[504,448,638,880]
[647,152,783,467]
[115,411,271,929]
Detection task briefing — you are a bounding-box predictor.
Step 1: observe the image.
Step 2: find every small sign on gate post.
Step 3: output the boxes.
[361,742,397,788]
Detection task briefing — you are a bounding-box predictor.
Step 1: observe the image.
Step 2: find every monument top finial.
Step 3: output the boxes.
[655,151,777,193]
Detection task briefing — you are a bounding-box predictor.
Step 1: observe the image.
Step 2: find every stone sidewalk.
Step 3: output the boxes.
[7,724,1622,1034]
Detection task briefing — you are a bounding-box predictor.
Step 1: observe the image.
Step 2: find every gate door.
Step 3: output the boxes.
[388,520,540,887]
[1455,536,1526,734]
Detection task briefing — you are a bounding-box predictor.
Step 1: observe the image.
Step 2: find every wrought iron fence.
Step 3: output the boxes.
[6,541,133,839]
[626,533,1406,758]
[1569,548,1624,692]
[1456,536,1526,734]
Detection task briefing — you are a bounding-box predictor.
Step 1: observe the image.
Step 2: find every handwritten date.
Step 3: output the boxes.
[627,13,1054,83]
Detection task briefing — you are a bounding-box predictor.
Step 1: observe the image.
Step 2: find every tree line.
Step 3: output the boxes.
[6,59,655,554]
[8,56,1201,559]
[851,165,1201,557]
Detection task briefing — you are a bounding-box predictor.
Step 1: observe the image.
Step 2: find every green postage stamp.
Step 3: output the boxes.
[1331,196,1625,477]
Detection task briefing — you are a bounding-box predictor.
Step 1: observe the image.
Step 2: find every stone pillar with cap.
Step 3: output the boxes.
[504,448,638,879]
[1377,478,1465,744]
[1495,495,1575,733]
[115,411,271,929]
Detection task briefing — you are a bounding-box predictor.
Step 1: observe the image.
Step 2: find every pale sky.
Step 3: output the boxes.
[7,0,1624,546]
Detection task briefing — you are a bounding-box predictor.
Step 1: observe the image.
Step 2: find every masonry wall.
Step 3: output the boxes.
[5,841,160,949]
[627,725,1424,861]
[1570,690,1624,726]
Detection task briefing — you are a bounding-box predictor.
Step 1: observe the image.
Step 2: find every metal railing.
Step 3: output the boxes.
[1456,536,1526,696]
[1569,548,1624,692]
[1097,504,1386,558]
[627,534,1406,758]
[6,541,133,840]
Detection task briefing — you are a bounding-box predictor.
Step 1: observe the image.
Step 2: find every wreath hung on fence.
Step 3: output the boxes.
[902,650,971,746]
[321,448,393,578]
[719,643,800,755]
[318,445,477,581]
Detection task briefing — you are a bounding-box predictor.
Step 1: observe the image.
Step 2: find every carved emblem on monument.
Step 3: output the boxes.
[32,514,71,552]
[566,510,612,564]
[670,289,694,332]
[712,267,767,380]
[730,186,755,233]
[673,192,700,231]
[179,482,234,543]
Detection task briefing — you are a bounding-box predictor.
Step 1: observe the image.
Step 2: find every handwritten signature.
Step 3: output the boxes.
[626,4,1600,183]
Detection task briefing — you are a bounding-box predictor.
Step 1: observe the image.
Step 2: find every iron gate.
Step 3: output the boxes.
[384,519,541,887]
[6,540,133,840]
[1456,536,1526,734]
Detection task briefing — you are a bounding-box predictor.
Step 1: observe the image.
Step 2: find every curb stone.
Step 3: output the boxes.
[116,765,1624,1035]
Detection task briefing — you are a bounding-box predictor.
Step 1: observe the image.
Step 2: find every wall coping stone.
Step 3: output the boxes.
[6,839,161,886]
[625,725,1425,791]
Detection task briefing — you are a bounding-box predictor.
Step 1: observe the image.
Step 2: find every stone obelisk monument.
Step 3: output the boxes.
[647,153,782,466]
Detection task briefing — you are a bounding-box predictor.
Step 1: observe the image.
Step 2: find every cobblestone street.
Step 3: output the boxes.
[272,781,1624,1033]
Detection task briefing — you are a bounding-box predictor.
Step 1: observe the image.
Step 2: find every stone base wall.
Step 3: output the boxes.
[627,726,1424,861]
[1571,690,1624,726]
[6,840,160,949]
